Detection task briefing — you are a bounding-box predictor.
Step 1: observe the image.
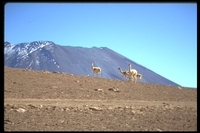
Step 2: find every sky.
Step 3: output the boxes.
[4,2,197,88]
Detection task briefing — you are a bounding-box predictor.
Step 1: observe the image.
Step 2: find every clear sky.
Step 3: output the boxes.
[4,2,197,88]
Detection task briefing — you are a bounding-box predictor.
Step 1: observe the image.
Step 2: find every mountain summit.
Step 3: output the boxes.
[4,41,179,86]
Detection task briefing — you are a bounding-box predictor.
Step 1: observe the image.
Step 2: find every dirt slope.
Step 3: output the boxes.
[4,67,197,131]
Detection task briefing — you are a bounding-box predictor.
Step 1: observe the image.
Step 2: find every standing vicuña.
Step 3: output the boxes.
[118,67,129,79]
[128,63,137,83]
[91,62,101,77]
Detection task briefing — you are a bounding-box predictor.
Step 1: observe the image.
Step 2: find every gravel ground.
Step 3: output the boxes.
[4,67,197,131]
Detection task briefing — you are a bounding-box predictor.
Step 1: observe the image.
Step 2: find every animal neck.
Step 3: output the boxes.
[118,68,123,73]
[128,64,131,72]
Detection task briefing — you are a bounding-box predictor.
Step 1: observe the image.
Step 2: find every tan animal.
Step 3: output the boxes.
[128,63,137,83]
[91,62,101,77]
[118,67,129,79]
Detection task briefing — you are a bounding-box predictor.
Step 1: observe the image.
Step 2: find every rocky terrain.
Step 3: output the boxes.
[4,67,197,131]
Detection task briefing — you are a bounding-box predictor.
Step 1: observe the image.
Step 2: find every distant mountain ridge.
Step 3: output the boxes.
[4,41,179,86]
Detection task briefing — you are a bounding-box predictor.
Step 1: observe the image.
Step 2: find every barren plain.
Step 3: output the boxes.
[4,67,197,131]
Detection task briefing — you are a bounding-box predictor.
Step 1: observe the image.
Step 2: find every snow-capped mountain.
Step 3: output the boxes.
[4,41,179,86]
[4,41,57,70]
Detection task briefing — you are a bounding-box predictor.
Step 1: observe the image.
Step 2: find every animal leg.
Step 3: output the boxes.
[134,76,137,83]
[98,72,100,77]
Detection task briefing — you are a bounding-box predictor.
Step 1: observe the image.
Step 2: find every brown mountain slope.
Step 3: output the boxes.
[4,67,197,131]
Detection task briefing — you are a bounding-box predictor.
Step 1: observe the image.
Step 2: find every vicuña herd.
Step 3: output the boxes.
[91,62,142,83]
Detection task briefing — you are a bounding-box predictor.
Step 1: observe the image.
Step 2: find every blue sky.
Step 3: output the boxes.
[4,3,197,88]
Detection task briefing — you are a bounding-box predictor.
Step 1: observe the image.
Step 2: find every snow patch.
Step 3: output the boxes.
[26,60,33,69]
[36,59,39,66]
[51,58,60,68]
[4,41,52,59]
[14,63,19,67]
[28,42,51,54]
[4,44,16,55]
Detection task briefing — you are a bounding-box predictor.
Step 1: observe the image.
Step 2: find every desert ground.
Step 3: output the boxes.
[4,67,197,131]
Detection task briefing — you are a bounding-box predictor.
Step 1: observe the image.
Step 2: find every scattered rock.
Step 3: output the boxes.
[89,107,102,111]
[149,107,155,112]
[131,110,135,115]
[163,102,170,108]
[108,87,121,92]
[52,71,59,73]
[52,86,58,89]
[65,108,69,111]
[108,107,113,110]
[155,128,162,132]
[59,119,65,123]
[61,72,66,74]
[95,89,104,92]
[10,104,18,109]
[16,108,27,113]
[4,119,12,125]
[132,109,144,115]
[125,106,129,109]
[43,70,50,74]
[178,86,182,89]
[131,116,136,120]
[83,104,88,107]
[28,104,37,108]
[5,90,11,92]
